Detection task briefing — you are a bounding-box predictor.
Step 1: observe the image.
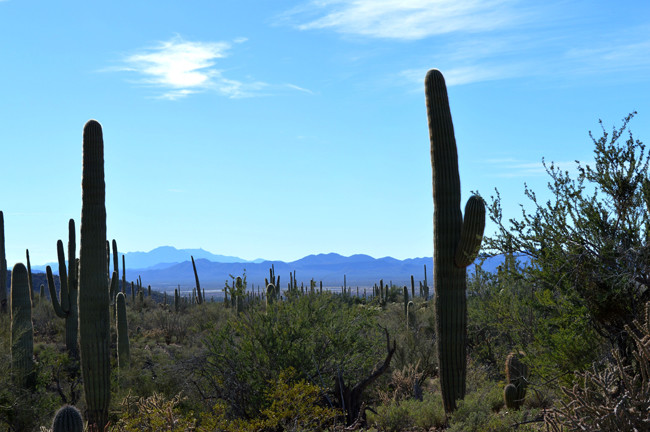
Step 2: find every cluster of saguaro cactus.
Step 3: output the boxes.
[265,264,280,297]
[10,263,34,388]
[78,119,111,431]
[52,405,83,432]
[426,69,486,413]
[504,352,529,409]
[47,219,79,359]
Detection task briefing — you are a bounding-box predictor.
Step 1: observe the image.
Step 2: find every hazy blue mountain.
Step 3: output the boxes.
[31,246,261,274]
[121,246,255,270]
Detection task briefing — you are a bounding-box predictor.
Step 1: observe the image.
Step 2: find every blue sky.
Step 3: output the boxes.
[1,0,649,267]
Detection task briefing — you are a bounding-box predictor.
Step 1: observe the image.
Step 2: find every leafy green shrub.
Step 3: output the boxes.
[368,392,446,431]
[199,292,384,419]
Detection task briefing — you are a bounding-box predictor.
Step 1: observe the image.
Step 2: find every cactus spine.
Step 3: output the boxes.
[78,120,111,431]
[47,220,79,359]
[0,211,7,314]
[52,405,83,432]
[116,292,129,369]
[426,69,486,412]
[10,263,34,388]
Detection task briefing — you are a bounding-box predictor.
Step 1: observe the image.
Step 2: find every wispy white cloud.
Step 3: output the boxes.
[565,38,650,75]
[115,36,267,100]
[400,63,529,87]
[484,158,592,178]
[485,158,548,178]
[284,83,316,94]
[283,1,650,88]
[281,0,523,40]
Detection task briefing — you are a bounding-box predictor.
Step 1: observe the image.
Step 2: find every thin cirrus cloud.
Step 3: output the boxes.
[282,0,522,40]
[484,158,591,178]
[283,1,650,87]
[116,36,267,100]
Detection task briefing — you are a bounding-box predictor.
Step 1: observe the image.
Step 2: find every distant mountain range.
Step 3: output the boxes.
[29,246,518,296]
[31,246,263,273]
[119,249,513,295]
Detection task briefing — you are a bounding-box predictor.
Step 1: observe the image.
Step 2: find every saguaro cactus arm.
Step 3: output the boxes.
[57,240,70,313]
[47,266,67,318]
[455,195,486,268]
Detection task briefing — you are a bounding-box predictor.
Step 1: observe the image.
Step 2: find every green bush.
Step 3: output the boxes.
[199,292,384,419]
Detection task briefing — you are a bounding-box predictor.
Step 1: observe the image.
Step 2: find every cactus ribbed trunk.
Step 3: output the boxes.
[191,256,203,304]
[0,211,7,314]
[10,263,34,388]
[26,249,33,303]
[47,220,80,360]
[78,120,110,431]
[116,292,129,369]
[67,220,79,359]
[426,69,486,413]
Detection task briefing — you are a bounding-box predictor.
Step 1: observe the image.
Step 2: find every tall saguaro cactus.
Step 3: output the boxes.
[191,256,203,304]
[78,120,111,431]
[116,292,129,369]
[47,219,79,359]
[425,69,486,413]
[0,211,7,313]
[10,263,34,388]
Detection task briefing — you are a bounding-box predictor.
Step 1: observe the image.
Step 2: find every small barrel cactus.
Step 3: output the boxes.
[503,383,519,409]
[52,404,83,432]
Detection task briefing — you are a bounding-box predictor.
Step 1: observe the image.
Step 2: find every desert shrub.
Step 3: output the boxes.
[110,392,198,431]
[112,369,338,432]
[381,300,437,399]
[150,308,190,345]
[198,292,384,419]
[368,392,446,432]
[546,302,650,431]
